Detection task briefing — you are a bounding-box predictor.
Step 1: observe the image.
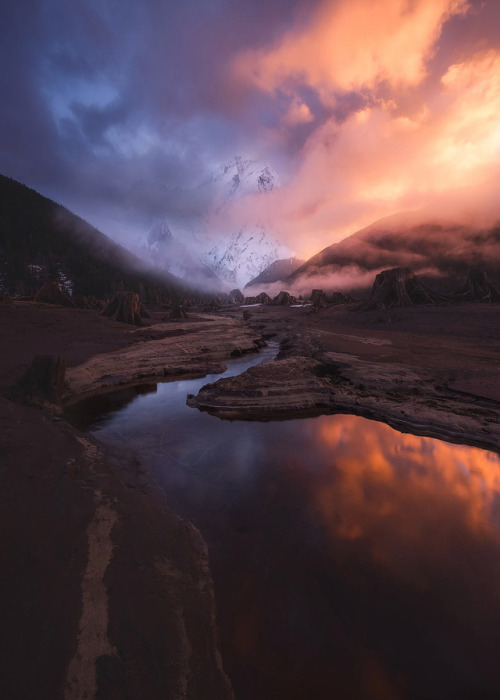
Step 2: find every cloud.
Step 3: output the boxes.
[233,0,470,99]
[2,0,500,269]
[225,43,500,259]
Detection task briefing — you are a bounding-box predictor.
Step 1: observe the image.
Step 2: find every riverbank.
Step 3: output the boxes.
[1,299,499,696]
[0,302,239,699]
[189,303,500,452]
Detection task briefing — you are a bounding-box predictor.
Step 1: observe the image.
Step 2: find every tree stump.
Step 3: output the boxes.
[10,355,66,405]
[34,281,75,307]
[101,291,149,326]
[271,291,297,306]
[168,304,188,319]
[255,292,271,304]
[228,288,244,304]
[454,268,500,303]
[311,289,331,308]
[361,267,443,311]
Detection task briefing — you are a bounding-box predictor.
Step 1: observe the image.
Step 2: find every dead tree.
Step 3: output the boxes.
[9,355,66,405]
[454,268,500,303]
[361,267,443,311]
[101,291,149,326]
[34,281,75,307]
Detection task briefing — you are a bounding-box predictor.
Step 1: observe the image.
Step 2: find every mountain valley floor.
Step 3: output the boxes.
[0,298,498,697]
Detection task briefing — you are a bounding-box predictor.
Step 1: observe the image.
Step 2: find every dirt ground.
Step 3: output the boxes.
[0,298,498,697]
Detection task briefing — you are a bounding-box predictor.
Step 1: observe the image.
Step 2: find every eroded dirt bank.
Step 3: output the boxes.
[1,299,499,697]
[190,303,500,452]
[0,303,243,699]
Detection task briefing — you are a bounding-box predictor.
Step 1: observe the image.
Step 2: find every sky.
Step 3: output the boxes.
[2,0,500,260]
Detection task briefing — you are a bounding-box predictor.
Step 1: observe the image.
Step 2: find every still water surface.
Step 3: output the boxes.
[68,348,500,699]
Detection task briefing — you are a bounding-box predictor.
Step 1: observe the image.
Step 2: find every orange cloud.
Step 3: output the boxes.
[234,0,470,99]
[226,45,500,259]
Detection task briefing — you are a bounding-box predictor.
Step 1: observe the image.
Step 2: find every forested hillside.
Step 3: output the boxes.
[0,175,197,303]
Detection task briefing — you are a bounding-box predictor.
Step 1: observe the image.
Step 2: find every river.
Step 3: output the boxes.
[66,346,500,699]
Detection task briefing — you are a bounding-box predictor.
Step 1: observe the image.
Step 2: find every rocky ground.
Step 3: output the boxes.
[1,298,499,698]
[191,302,500,451]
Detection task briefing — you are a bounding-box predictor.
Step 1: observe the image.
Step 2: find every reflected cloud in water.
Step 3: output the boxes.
[76,375,500,699]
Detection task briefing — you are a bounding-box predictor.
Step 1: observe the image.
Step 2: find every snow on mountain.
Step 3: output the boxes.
[194,156,290,287]
[202,224,288,288]
[142,220,220,287]
[139,155,291,289]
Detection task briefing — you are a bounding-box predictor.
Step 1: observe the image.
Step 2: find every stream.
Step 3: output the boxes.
[66,345,500,699]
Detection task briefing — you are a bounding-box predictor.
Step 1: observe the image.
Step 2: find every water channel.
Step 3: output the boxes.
[66,346,500,699]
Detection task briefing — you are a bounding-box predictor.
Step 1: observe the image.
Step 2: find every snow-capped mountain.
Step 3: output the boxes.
[142,220,220,287]
[139,155,291,289]
[202,224,289,288]
[195,156,290,287]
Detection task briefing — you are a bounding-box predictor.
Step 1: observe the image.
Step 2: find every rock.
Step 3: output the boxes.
[101,291,149,326]
[34,281,75,307]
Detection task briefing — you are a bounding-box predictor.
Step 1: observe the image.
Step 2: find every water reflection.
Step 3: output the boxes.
[78,372,500,699]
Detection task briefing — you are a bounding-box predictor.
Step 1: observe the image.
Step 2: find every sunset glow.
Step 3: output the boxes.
[2,0,500,261]
[311,416,500,568]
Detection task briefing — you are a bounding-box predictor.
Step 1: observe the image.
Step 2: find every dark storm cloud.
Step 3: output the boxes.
[0,0,312,228]
[3,0,499,259]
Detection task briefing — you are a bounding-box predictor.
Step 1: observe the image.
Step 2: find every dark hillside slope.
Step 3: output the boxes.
[289,210,500,289]
[0,175,194,302]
